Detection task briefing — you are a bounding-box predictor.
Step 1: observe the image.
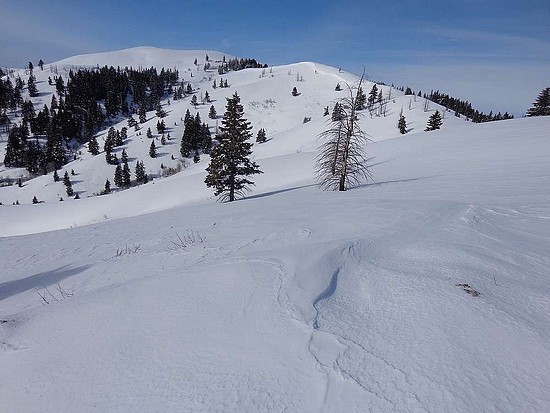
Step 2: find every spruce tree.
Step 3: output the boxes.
[526,87,550,117]
[425,110,443,131]
[149,141,157,158]
[121,149,128,163]
[114,164,123,187]
[193,150,200,163]
[201,123,212,154]
[63,171,71,187]
[209,105,217,119]
[256,128,267,143]
[27,75,39,97]
[292,87,299,96]
[146,127,153,139]
[205,92,262,202]
[53,169,59,182]
[88,135,99,155]
[135,160,146,183]
[368,84,378,107]
[122,161,131,187]
[104,179,111,194]
[398,114,407,134]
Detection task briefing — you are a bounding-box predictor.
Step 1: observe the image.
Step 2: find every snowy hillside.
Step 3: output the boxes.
[1,47,464,211]
[1,48,549,412]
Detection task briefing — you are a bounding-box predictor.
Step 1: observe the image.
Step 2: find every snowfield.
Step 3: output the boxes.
[1,48,550,412]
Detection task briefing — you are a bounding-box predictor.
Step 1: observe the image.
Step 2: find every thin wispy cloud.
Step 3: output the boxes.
[420,26,550,59]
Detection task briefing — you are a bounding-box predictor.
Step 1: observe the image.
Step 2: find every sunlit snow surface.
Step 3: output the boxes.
[1,48,549,412]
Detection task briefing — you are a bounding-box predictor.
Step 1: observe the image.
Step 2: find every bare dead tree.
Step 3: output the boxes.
[315,71,373,191]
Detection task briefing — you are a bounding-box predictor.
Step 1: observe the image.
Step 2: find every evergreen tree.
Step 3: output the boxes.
[104,179,111,194]
[398,114,407,134]
[146,127,153,139]
[149,141,157,158]
[135,160,146,183]
[88,135,99,155]
[335,83,341,91]
[292,87,299,96]
[122,161,131,187]
[114,164,123,187]
[121,149,128,163]
[139,103,147,123]
[355,86,366,110]
[32,196,39,204]
[209,105,217,119]
[204,91,210,103]
[256,128,267,143]
[368,84,378,107]
[193,150,200,163]
[55,76,65,95]
[205,92,262,202]
[425,110,443,131]
[526,87,550,117]
[63,171,71,186]
[27,75,39,97]
[201,123,212,154]
[191,94,198,106]
[53,169,59,182]
[331,103,345,122]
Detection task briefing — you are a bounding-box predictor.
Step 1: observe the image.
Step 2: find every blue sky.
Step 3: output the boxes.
[1,0,548,115]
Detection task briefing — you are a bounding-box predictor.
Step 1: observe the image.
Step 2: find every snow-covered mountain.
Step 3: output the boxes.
[1,47,549,412]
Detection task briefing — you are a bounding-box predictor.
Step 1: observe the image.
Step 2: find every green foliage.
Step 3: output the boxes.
[425,110,443,131]
[398,114,407,134]
[527,87,550,117]
[205,92,262,202]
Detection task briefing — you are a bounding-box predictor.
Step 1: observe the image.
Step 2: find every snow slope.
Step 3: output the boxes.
[1,114,549,412]
[1,48,549,412]
[1,46,464,209]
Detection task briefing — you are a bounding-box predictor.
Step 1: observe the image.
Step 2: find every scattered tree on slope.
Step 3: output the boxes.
[205,92,262,202]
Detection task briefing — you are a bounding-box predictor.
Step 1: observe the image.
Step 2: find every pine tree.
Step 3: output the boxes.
[398,114,407,134]
[368,84,378,107]
[209,105,217,119]
[53,169,59,182]
[425,110,443,131]
[114,164,123,187]
[193,150,200,163]
[205,92,262,202]
[27,75,39,97]
[191,94,198,106]
[135,160,146,183]
[256,128,267,143]
[88,135,99,155]
[355,86,366,110]
[63,171,71,187]
[121,149,128,163]
[146,127,152,139]
[122,161,131,187]
[32,196,39,204]
[292,87,299,96]
[104,179,111,194]
[331,103,344,122]
[526,87,550,117]
[201,123,212,154]
[149,141,157,158]
[138,104,147,123]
